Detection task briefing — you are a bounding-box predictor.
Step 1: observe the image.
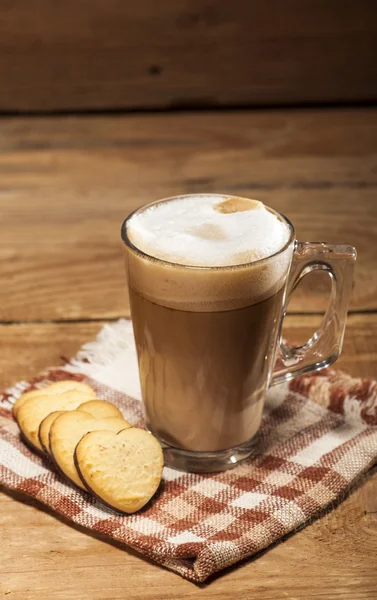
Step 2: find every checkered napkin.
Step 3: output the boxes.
[1,320,376,582]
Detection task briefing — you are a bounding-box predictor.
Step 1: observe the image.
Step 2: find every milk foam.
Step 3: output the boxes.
[127,195,290,267]
[124,195,294,311]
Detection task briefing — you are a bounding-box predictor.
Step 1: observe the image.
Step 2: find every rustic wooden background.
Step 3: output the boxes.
[0,0,377,112]
[1,108,377,600]
[1,3,377,598]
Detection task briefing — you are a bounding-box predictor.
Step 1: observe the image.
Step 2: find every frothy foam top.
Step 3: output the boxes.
[127,195,290,267]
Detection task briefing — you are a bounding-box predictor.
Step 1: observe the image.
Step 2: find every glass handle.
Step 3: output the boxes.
[271,242,356,387]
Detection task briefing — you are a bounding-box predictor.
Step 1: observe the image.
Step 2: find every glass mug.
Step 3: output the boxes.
[121,195,356,473]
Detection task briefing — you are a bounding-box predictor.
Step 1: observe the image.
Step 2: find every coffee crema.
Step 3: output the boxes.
[126,195,293,313]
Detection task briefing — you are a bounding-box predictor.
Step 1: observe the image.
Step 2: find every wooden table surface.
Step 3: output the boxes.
[1,107,377,599]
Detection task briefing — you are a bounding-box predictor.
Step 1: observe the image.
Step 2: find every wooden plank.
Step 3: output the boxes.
[0,1,377,111]
[0,108,376,320]
[0,314,375,393]
[1,317,376,599]
[0,321,102,390]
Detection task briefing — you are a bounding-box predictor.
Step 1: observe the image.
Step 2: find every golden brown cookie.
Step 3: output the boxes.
[74,428,163,513]
[13,380,96,419]
[17,389,96,452]
[38,411,66,454]
[50,411,130,489]
[37,401,124,456]
[78,399,123,420]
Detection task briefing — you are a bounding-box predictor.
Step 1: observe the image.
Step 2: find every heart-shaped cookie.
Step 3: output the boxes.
[17,389,96,452]
[78,399,123,420]
[38,410,66,454]
[75,428,164,513]
[13,380,96,419]
[50,411,131,489]
[38,400,124,456]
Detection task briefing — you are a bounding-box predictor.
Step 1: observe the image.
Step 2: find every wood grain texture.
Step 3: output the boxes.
[1,107,376,597]
[1,108,376,320]
[0,317,377,599]
[0,314,376,391]
[1,1,377,111]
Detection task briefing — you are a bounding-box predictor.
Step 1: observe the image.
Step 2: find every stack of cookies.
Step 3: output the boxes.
[13,381,163,514]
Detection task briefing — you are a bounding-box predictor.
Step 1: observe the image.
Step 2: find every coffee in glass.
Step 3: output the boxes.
[122,194,355,472]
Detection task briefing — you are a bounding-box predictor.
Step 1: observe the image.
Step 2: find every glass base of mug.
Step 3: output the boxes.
[159,433,261,473]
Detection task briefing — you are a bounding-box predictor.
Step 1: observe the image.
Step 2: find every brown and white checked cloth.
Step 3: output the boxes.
[1,319,377,582]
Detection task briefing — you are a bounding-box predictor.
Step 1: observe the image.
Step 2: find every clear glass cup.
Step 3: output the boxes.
[121,194,356,473]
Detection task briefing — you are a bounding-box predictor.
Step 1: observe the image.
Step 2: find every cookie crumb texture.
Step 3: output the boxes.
[75,428,164,513]
[77,399,123,420]
[50,411,130,489]
[13,381,95,418]
[17,389,96,451]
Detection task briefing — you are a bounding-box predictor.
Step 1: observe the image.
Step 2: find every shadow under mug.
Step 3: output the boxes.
[121,195,356,473]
